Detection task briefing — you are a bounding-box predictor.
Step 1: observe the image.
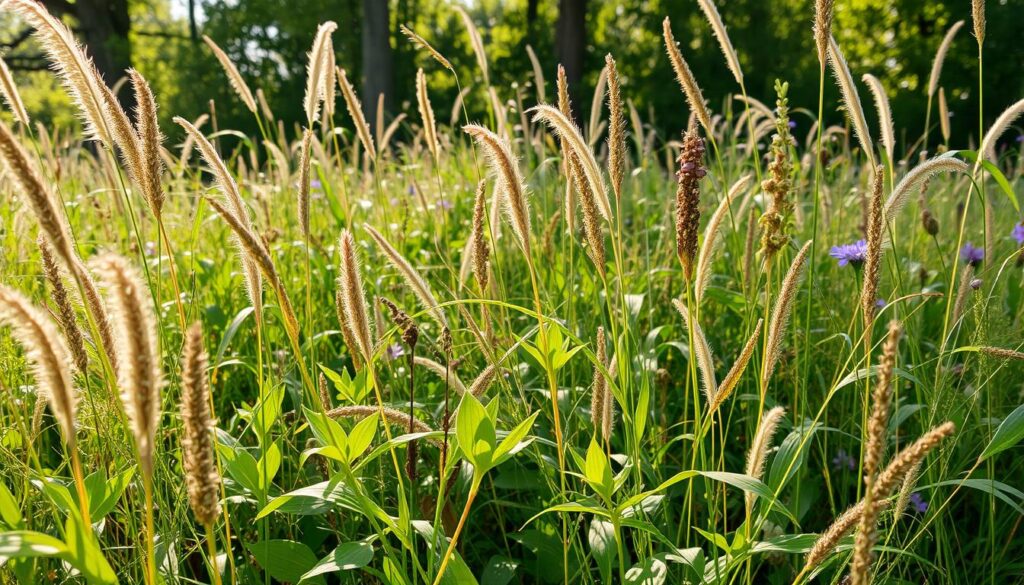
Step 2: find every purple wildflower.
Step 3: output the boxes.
[961,242,984,267]
[439,199,454,210]
[310,179,322,191]
[970,278,982,290]
[386,343,405,361]
[832,448,856,471]
[875,298,886,308]
[1012,223,1024,245]
[909,492,928,514]
[829,240,868,267]
[788,120,797,129]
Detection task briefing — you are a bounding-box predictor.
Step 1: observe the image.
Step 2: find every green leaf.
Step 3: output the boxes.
[584,438,614,503]
[494,411,539,466]
[0,481,22,529]
[62,512,118,584]
[220,446,261,495]
[456,393,494,471]
[252,385,286,438]
[980,403,1024,461]
[0,530,66,560]
[588,519,615,584]
[247,539,322,584]
[300,540,374,580]
[83,467,135,521]
[258,441,282,490]
[304,407,349,455]
[625,555,667,585]
[257,479,362,519]
[347,412,379,461]
[213,306,255,368]
[957,150,1020,212]
[481,556,518,585]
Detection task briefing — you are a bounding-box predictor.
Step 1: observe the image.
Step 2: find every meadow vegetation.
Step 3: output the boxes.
[0,0,1023,583]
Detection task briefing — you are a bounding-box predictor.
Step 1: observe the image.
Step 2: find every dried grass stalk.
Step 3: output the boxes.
[0,286,78,447]
[883,156,968,222]
[663,18,712,135]
[364,224,448,328]
[745,406,786,510]
[304,21,338,124]
[297,128,313,239]
[0,56,29,125]
[928,21,964,98]
[531,104,612,222]
[860,166,885,328]
[762,240,813,387]
[470,180,491,293]
[180,322,221,526]
[605,54,626,202]
[2,0,112,144]
[202,35,257,113]
[814,0,835,67]
[338,230,375,364]
[39,238,88,374]
[862,74,894,164]
[696,0,744,84]
[128,69,166,218]
[673,300,718,404]
[337,67,376,159]
[675,122,706,280]
[416,68,440,161]
[464,124,532,255]
[713,318,763,413]
[413,356,469,396]
[696,175,750,305]
[828,36,876,167]
[400,25,453,72]
[979,98,1024,163]
[93,254,163,477]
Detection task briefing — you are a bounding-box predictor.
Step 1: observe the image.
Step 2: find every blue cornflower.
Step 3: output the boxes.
[832,448,856,471]
[829,240,868,267]
[909,492,928,514]
[386,343,405,361]
[961,242,984,267]
[1012,223,1024,245]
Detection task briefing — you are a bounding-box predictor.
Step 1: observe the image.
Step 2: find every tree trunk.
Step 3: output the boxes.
[67,0,133,100]
[556,0,587,89]
[362,0,393,132]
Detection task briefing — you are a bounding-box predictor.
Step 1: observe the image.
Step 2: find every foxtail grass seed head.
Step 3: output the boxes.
[697,175,750,305]
[0,121,76,269]
[696,0,743,84]
[828,36,876,168]
[471,180,491,293]
[938,87,951,144]
[863,321,902,482]
[861,165,885,328]
[762,240,813,387]
[338,230,375,364]
[567,152,607,276]
[928,21,964,99]
[590,327,608,437]
[327,405,443,448]
[303,21,337,125]
[400,24,453,72]
[972,0,986,44]
[202,34,257,113]
[416,68,440,161]
[464,124,532,256]
[364,224,447,328]
[128,69,166,218]
[93,254,163,477]
[663,18,713,135]
[605,54,626,202]
[557,64,577,231]
[530,104,612,222]
[298,128,313,239]
[759,80,795,259]
[180,322,221,527]
[884,156,969,223]
[814,0,835,67]
[979,346,1024,361]
[2,0,112,145]
[673,300,718,404]
[745,406,786,510]
[979,98,1024,163]
[38,238,88,374]
[0,56,29,126]
[862,73,894,165]
[337,67,376,159]
[0,286,78,448]
[804,501,865,574]
[675,122,707,280]
[714,319,763,413]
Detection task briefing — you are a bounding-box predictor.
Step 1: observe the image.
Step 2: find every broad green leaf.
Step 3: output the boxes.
[584,438,614,503]
[481,555,519,585]
[258,441,282,490]
[247,540,322,584]
[63,512,118,584]
[220,446,261,495]
[0,481,21,528]
[300,541,373,580]
[625,555,667,585]
[347,412,379,461]
[588,519,615,584]
[494,411,539,465]
[456,393,494,470]
[927,479,1024,515]
[252,385,285,438]
[0,530,66,559]
[257,480,361,519]
[83,467,135,521]
[303,407,349,454]
[213,306,255,369]
[980,403,1024,461]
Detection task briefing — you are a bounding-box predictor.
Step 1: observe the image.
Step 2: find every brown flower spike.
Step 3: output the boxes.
[675,122,706,280]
